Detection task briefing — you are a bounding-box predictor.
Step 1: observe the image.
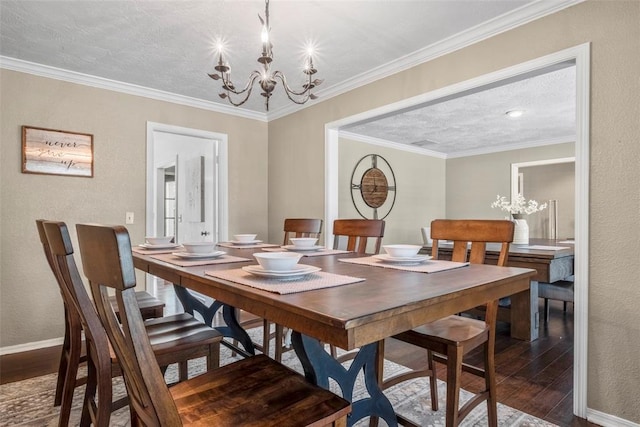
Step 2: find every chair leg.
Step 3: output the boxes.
[59,326,82,427]
[445,345,463,427]
[484,342,498,427]
[54,308,72,407]
[275,324,285,362]
[178,361,188,381]
[262,319,271,357]
[427,350,439,411]
[544,298,550,322]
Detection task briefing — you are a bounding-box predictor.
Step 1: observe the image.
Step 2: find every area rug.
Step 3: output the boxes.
[0,329,557,427]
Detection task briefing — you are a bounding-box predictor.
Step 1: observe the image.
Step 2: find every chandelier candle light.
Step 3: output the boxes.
[208,0,323,111]
[491,194,547,245]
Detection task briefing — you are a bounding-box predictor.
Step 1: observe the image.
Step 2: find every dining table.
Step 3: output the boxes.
[132,243,536,427]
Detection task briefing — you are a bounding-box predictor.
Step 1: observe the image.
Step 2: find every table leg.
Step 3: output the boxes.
[292,332,397,427]
[509,280,539,341]
[173,285,255,355]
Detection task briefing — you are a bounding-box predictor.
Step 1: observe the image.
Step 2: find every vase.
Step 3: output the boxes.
[512,214,529,245]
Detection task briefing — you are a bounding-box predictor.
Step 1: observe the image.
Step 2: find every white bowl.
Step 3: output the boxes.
[253,252,302,271]
[383,244,422,258]
[145,236,174,245]
[234,234,257,243]
[182,242,216,254]
[289,237,318,248]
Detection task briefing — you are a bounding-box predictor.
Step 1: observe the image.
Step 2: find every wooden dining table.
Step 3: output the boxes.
[133,245,536,426]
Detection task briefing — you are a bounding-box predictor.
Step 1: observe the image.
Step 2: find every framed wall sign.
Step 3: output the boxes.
[22,126,94,177]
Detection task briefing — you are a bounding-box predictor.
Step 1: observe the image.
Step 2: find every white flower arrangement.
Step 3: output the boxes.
[491,193,547,215]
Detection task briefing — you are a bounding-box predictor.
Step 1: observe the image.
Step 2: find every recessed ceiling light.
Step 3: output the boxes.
[505,109,524,118]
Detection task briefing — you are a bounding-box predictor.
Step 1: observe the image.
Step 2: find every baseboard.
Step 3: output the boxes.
[0,337,63,356]
[588,408,640,427]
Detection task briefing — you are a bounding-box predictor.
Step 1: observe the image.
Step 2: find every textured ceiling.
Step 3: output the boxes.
[341,63,576,157]
[0,0,577,156]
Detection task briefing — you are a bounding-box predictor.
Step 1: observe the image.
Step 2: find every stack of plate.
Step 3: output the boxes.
[243,265,321,281]
[139,242,180,250]
[172,250,226,260]
[373,254,432,265]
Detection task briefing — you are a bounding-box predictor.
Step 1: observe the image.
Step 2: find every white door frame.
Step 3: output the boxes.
[324,43,590,418]
[146,122,229,243]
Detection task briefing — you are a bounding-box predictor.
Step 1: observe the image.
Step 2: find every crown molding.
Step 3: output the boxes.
[445,136,575,159]
[0,56,268,122]
[339,131,447,159]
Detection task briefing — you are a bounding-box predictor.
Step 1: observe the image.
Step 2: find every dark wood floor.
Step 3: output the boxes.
[0,283,597,426]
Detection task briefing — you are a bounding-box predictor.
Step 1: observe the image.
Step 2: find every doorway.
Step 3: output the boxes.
[324,43,590,417]
[145,122,229,244]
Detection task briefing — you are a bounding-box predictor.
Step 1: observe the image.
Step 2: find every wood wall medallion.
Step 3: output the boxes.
[350,154,396,220]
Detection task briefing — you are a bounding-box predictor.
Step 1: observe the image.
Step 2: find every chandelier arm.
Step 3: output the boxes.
[220,72,263,107]
[220,71,263,96]
[272,71,316,99]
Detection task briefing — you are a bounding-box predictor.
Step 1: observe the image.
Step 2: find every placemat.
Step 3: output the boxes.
[261,247,351,257]
[150,253,250,267]
[204,268,365,294]
[217,242,281,249]
[338,257,469,273]
[132,246,182,255]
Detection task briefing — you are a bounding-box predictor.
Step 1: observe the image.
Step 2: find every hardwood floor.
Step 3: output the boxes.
[0,282,597,426]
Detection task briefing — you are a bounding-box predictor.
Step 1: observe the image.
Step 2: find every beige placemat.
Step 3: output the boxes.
[132,246,182,255]
[150,253,250,267]
[261,247,351,257]
[338,257,469,273]
[216,242,281,249]
[204,268,365,294]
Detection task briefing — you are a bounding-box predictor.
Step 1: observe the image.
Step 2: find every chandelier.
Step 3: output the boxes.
[208,0,323,111]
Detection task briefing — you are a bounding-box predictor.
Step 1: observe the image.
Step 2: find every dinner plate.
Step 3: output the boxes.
[282,245,324,252]
[172,250,226,259]
[242,265,321,280]
[139,243,180,250]
[373,254,432,264]
[230,240,263,245]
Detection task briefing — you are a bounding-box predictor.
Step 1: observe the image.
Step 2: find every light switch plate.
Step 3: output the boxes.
[125,212,134,224]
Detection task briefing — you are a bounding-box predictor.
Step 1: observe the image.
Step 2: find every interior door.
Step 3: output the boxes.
[152,131,217,244]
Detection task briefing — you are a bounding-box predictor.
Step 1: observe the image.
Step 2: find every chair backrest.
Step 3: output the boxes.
[283,218,323,245]
[76,223,180,426]
[40,221,114,383]
[430,219,514,266]
[332,219,385,254]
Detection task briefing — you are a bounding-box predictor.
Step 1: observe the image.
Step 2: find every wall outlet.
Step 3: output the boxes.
[125,212,134,224]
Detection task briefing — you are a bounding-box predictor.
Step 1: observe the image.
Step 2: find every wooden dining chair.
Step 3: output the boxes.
[384,219,514,427]
[36,219,164,424]
[539,278,574,322]
[76,222,351,427]
[40,220,223,427]
[283,218,323,244]
[332,219,385,254]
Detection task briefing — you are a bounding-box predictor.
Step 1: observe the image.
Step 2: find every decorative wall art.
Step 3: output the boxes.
[22,126,94,177]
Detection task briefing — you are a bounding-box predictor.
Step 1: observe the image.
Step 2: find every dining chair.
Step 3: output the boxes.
[283,218,324,244]
[330,218,385,359]
[383,219,514,427]
[332,219,385,254]
[539,278,574,322]
[76,222,351,426]
[36,219,164,423]
[40,220,223,427]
